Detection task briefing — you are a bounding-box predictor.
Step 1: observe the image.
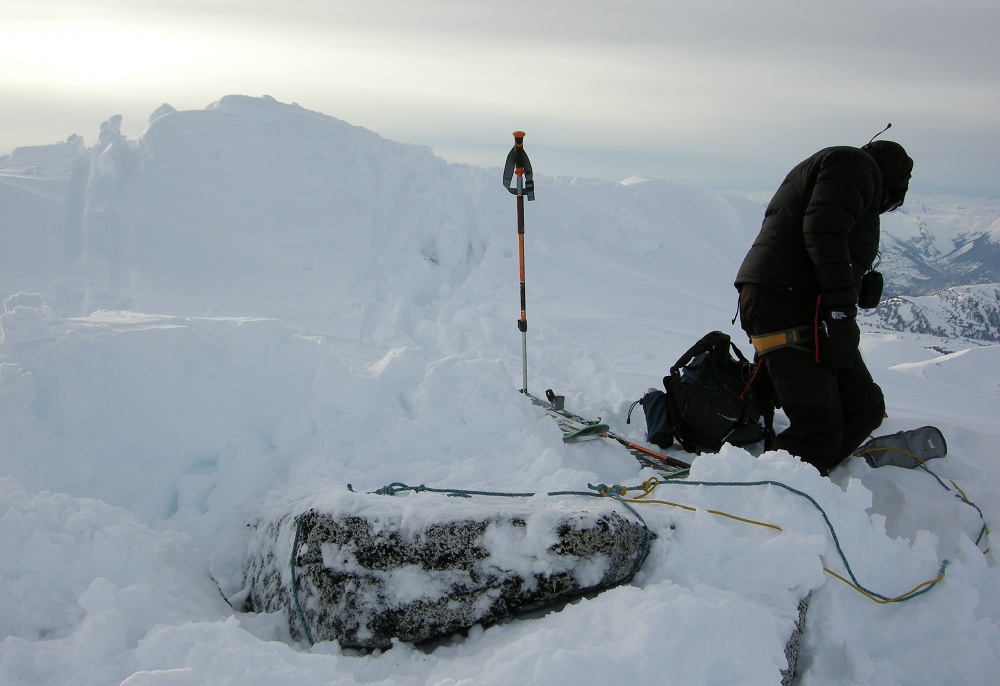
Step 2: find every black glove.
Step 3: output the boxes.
[819,304,859,369]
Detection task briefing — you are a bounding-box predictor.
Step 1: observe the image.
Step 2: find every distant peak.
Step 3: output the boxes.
[149,103,177,124]
[207,95,296,112]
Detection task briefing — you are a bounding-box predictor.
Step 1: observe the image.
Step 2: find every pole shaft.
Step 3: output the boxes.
[517,192,526,328]
[516,170,528,391]
[504,130,530,393]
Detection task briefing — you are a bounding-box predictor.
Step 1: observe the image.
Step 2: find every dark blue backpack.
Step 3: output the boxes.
[631,331,775,455]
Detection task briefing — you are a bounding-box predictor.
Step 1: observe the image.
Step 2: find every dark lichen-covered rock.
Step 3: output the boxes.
[243,492,651,649]
[782,593,811,686]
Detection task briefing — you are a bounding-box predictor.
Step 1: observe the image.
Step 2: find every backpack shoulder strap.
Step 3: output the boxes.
[727,339,751,365]
[669,331,730,376]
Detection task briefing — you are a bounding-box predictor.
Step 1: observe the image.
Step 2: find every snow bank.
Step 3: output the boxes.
[2,96,1000,685]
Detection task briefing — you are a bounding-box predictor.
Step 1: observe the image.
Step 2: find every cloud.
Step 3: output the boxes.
[2,0,998,196]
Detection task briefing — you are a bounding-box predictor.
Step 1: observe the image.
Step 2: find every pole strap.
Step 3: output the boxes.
[503,132,535,201]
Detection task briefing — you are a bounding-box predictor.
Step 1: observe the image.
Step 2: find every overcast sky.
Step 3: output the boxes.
[3,0,998,197]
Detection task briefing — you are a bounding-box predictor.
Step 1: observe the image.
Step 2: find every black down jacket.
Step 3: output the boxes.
[735,146,883,310]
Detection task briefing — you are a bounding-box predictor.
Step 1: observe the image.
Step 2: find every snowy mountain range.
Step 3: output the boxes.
[866,197,1000,343]
[879,196,1000,296]
[864,284,1000,346]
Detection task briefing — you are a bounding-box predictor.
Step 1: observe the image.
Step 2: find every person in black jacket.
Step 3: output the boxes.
[734,140,913,475]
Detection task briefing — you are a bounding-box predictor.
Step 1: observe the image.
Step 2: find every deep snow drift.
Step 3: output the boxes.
[1,95,999,685]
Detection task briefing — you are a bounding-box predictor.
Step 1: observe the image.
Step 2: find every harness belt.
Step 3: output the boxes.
[751,326,813,355]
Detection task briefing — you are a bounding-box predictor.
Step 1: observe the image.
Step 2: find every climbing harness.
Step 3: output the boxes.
[750,325,813,356]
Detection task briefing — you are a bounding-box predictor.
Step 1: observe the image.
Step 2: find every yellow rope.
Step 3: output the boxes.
[610,477,951,603]
[621,477,783,532]
[823,565,948,604]
[860,446,991,550]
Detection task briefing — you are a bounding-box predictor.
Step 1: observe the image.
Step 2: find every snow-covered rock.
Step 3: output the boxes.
[244,491,651,649]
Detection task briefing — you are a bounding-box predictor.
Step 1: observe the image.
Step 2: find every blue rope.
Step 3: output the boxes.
[878,433,989,548]
[654,478,949,603]
[367,481,653,583]
[290,513,315,645]
[282,470,963,649]
[912,464,990,547]
[587,483,653,580]
[368,479,950,602]
[308,477,946,618]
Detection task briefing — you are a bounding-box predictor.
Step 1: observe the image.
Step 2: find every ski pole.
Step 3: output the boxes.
[603,432,693,470]
[503,131,535,393]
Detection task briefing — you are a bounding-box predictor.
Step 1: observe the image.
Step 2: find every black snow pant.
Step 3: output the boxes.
[738,285,885,475]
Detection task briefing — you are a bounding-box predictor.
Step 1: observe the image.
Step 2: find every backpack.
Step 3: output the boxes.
[630,331,775,455]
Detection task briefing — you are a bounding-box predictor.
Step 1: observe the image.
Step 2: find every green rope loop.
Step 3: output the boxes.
[585,483,653,579]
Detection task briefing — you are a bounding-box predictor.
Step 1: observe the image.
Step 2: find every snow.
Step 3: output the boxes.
[2,95,1000,685]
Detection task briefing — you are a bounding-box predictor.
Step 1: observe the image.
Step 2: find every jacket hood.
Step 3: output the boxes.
[862,140,913,212]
